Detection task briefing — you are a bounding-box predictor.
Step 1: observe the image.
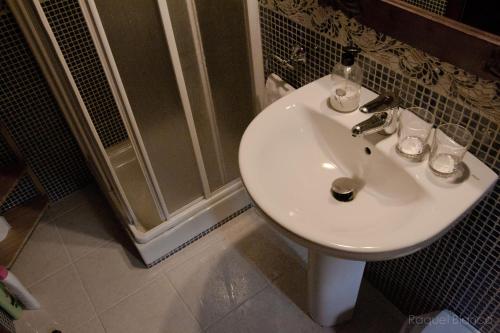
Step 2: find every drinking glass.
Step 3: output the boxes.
[396,107,435,161]
[429,123,473,177]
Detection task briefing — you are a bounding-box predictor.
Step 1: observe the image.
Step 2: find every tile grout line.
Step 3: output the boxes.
[44,188,237,325]
[159,232,224,275]
[26,224,117,288]
[157,209,260,277]
[161,272,204,331]
[147,204,253,267]
[69,236,118,264]
[202,282,272,332]
[19,219,74,289]
[43,191,94,223]
[53,217,103,331]
[68,315,104,333]
[95,271,166,317]
[24,262,73,290]
[23,193,112,288]
[70,261,101,327]
[64,237,166,320]
[161,258,210,329]
[161,238,271,331]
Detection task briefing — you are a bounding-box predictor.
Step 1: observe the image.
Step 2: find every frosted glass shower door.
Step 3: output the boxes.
[165,0,256,191]
[93,0,206,214]
[193,0,255,183]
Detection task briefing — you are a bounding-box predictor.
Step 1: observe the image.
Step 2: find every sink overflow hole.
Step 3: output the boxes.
[364,147,371,155]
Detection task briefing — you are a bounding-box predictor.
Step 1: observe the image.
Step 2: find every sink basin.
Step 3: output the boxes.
[240,75,496,261]
[239,75,497,326]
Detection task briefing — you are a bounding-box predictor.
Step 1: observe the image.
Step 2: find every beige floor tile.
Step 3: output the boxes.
[221,208,306,261]
[56,199,119,260]
[15,315,105,333]
[100,275,200,333]
[219,209,305,283]
[322,282,406,333]
[75,241,162,313]
[223,221,302,282]
[158,226,224,273]
[18,266,95,332]
[206,285,319,333]
[218,208,266,243]
[12,195,406,333]
[15,310,66,333]
[166,242,268,329]
[11,221,71,287]
[43,183,103,222]
[272,259,309,313]
[70,317,105,333]
[272,261,406,333]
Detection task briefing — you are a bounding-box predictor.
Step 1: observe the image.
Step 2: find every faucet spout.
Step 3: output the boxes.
[352,91,400,137]
[351,110,395,137]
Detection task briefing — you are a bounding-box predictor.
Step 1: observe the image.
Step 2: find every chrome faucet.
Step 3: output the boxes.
[351,92,400,137]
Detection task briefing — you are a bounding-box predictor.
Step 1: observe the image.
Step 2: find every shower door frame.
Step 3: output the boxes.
[24,0,264,248]
[76,0,262,242]
[244,0,266,113]
[77,0,174,222]
[77,0,214,221]
[6,0,134,227]
[31,0,142,226]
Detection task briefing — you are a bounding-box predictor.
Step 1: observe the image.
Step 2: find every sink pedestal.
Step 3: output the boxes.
[308,250,365,326]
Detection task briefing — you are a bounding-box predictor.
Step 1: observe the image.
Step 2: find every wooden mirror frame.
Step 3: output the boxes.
[328,0,500,80]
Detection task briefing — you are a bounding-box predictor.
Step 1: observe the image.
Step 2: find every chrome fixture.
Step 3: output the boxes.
[331,177,357,202]
[270,44,306,71]
[290,45,307,64]
[351,111,395,137]
[359,91,400,113]
[352,92,400,137]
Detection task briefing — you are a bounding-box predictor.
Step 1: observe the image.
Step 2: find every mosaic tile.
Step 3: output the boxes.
[403,0,447,16]
[0,0,92,210]
[260,0,500,125]
[40,0,128,148]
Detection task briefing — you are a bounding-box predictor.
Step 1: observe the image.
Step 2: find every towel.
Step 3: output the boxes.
[265,74,295,107]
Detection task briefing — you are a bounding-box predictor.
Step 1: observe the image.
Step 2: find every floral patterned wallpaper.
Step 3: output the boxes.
[259,0,499,125]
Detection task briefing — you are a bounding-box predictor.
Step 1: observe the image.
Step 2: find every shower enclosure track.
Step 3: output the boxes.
[14,0,264,265]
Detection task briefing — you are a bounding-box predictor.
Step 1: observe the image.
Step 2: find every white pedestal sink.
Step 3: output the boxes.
[239,75,497,327]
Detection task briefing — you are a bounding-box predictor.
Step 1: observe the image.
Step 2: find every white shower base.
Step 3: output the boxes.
[107,140,251,265]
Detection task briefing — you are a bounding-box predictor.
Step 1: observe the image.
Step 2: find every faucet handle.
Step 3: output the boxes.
[360,91,400,113]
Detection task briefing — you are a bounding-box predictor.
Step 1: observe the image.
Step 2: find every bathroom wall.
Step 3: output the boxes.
[41,0,129,148]
[0,0,92,210]
[259,1,499,332]
[403,0,448,15]
[37,0,256,194]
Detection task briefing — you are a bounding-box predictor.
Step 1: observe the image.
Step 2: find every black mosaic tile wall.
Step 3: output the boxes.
[403,0,447,15]
[260,7,499,333]
[0,0,92,210]
[40,0,128,149]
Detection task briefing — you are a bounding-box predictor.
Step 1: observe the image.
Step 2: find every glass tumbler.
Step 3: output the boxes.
[396,107,435,161]
[429,123,473,177]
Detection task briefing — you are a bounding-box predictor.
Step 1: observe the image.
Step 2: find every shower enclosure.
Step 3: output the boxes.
[9,0,264,265]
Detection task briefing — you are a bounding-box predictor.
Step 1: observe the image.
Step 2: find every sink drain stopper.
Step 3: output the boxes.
[331,177,356,202]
